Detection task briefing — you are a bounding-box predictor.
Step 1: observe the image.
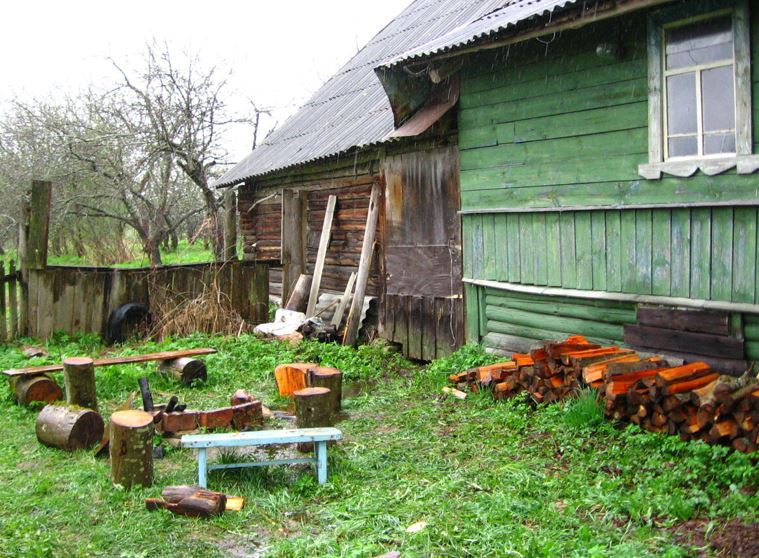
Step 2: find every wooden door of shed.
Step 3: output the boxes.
[382,146,463,360]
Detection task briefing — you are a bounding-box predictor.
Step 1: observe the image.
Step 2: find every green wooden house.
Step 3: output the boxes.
[377,0,759,372]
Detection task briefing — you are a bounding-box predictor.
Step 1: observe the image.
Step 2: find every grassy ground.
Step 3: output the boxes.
[46,240,215,268]
[0,335,756,558]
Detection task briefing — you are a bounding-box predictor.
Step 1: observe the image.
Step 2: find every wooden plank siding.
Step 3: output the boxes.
[458,9,759,213]
[459,6,759,310]
[463,207,759,305]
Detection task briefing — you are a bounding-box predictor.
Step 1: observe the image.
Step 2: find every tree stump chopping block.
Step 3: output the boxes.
[11,374,62,405]
[307,366,343,413]
[274,363,316,397]
[36,404,104,451]
[110,410,154,488]
[63,357,97,411]
[294,386,332,452]
[157,357,207,385]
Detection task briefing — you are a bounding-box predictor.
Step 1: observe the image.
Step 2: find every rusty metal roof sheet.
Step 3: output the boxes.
[216,0,510,186]
[382,0,579,67]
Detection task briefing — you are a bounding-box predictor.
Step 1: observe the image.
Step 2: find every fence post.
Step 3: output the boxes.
[9,259,18,338]
[26,180,52,271]
[223,188,238,261]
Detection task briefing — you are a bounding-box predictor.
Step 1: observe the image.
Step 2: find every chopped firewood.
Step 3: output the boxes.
[709,419,739,441]
[582,354,642,384]
[442,387,467,400]
[559,346,622,366]
[146,488,226,518]
[655,362,712,386]
[662,372,720,395]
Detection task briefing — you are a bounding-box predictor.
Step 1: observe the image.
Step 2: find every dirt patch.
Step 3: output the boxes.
[670,518,759,557]
[216,531,269,558]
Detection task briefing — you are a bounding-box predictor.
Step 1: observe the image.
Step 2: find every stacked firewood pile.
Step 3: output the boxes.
[448,335,759,452]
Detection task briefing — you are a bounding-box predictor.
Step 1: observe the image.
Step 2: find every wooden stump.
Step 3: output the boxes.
[11,374,62,405]
[307,366,343,413]
[110,410,154,488]
[63,357,97,411]
[294,386,332,451]
[274,363,316,397]
[157,357,207,385]
[36,404,104,451]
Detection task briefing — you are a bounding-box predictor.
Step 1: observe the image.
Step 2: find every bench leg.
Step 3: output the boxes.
[315,441,328,484]
[198,448,208,488]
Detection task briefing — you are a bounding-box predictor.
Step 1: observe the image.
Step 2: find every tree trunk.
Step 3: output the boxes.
[294,386,333,452]
[157,357,207,385]
[307,367,343,413]
[36,404,104,450]
[63,357,97,411]
[11,374,62,405]
[110,410,154,488]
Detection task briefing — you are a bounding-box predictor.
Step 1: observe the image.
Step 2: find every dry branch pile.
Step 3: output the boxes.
[449,335,759,452]
[148,279,252,339]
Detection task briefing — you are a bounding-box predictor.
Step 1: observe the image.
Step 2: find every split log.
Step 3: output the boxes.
[146,489,226,518]
[307,366,343,412]
[294,386,332,451]
[274,363,316,397]
[110,410,154,488]
[11,374,62,405]
[582,354,641,384]
[157,357,207,385]
[36,404,104,451]
[284,274,313,312]
[63,357,97,411]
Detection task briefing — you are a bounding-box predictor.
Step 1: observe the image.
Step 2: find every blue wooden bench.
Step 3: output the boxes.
[181,427,343,488]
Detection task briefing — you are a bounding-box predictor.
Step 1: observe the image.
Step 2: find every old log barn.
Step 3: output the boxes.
[219,0,759,372]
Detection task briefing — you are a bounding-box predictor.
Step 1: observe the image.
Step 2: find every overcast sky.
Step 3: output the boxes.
[0,0,411,162]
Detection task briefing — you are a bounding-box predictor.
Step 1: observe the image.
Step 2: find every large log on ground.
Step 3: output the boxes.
[307,366,343,413]
[294,386,332,451]
[63,357,97,411]
[11,374,62,405]
[274,363,316,397]
[110,410,154,488]
[157,357,207,385]
[145,489,226,518]
[36,404,104,451]
[160,485,244,512]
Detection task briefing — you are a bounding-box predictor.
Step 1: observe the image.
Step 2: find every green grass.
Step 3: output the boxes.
[46,240,214,268]
[0,335,756,557]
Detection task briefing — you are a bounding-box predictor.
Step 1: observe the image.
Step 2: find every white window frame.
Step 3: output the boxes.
[639,0,757,179]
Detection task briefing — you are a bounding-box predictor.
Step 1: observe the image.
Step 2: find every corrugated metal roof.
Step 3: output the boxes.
[217,0,508,186]
[382,0,579,67]
[216,0,577,186]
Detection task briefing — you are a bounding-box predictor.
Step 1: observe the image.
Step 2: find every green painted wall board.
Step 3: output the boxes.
[635,210,653,294]
[605,211,622,292]
[651,210,672,296]
[732,206,757,303]
[545,212,562,286]
[560,212,577,288]
[710,208,734,302]
[574,212,593,289]
[670,209,692,298]
[590,211,607,291]
[690,208,712,300]
[506,213,521,283]
[533,213,548,285]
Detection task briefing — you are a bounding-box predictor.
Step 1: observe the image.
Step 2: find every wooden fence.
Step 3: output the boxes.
[0,260,22,341]
[23,261,268,340]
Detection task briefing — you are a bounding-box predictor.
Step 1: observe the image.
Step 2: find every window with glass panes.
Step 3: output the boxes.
[664,16,736,159]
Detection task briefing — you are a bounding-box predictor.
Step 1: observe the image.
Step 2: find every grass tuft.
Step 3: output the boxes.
[563,388,605,430]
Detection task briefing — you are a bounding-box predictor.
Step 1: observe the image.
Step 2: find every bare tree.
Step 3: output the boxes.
[111,43,249,260]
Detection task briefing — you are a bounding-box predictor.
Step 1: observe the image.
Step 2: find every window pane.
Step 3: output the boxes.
[666,17,733,70]
[704,133,736,154]
[668,136,698,157]
[702,65,735,132]
[667,72,697,135]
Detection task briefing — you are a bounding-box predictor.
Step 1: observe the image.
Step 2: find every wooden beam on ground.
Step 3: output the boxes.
[343,183,380,346]
[306,195,336,318]
[3,348,217,377]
